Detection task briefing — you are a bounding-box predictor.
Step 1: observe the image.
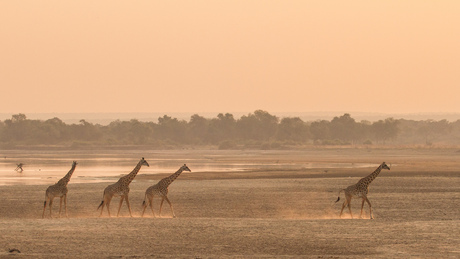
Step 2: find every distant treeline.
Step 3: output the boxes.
[0,111,459,149]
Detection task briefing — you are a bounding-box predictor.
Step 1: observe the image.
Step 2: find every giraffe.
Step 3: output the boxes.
[141,164,191,218]
[42,161,78,218]
[335,162,390,219]
[97,157,149,217]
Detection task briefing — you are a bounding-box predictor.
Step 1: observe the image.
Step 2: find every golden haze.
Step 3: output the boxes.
[1,1,459,114]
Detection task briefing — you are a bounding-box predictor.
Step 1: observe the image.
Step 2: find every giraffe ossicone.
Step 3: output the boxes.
[141,164,191,218]
[97,157,149,217]
[335,162,390,219]
[42,161,78,218]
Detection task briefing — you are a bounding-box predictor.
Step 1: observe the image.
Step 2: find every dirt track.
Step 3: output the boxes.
[1,148,459,258]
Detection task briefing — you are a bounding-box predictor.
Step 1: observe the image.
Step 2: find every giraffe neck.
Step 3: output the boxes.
[57,163,77,186]
[162,168,185,187]
[120,161,143,185]
[359,164,384,186]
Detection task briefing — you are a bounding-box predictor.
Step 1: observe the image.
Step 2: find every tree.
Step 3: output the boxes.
[236,110,278,141]
[156,115,187,143]
[276,117,310,142]
[188,114,210,143]
[128,119,152,144]
[2,114,30,143]
[330,113,359,143]
[416,119,450,145]
[371,118,399,144]
[310,120,331,141]
[12,113,27,122]
[69,120,103,142]
[208,113,236,144]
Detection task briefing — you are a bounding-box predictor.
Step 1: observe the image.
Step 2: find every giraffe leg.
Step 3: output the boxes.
[149,198,156,218]
[340,196,352,218]
[164,196,176,218]
[124,195,133,217]
[159,198,165,217]
[58,196,64,218]
[64,194,68,218]
[342,196,353,219]
[360,199,366,219]
[364,197,373,219]
[141,200,147,217]
[106,199,112,218]
[42,197,49,219]
[117,196,124,217]
[141,194,148,217]
[99,200,105,217]
[49,198,54,218]
[141,196,155,218]
[339,200,347,218]
[347,201,353,219]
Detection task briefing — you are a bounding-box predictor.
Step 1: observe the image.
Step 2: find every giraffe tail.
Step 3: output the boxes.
[97,200,104,210]
[335,189,345,203]
[142,193,147,207]
[43,201,46,207]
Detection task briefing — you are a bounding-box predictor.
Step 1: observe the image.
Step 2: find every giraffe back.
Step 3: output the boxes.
[155,178,172,195]
[46,184,68,198]
[352,162,390,195]
[105,182,127,196]
[45,161,77,198]
[104,158,149,197]
[146,182,168,197]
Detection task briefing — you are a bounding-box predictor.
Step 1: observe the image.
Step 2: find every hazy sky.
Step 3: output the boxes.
[1,1,459,114]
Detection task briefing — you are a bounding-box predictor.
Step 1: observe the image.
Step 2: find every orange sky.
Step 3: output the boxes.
[1,1,459,114]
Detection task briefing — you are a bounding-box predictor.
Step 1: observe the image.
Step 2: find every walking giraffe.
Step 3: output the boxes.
[97,157,149,217]
[335,162,390,219]
[141,164,191,218]
[42,161,78,218]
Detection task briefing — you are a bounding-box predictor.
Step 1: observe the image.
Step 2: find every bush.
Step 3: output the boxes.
[321,139,350,146]
[218,140,237,150]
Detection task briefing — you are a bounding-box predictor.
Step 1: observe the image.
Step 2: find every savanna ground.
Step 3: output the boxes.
[0,147,459,258]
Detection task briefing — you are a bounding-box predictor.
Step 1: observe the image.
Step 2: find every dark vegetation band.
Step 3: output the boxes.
[0,111,456,149]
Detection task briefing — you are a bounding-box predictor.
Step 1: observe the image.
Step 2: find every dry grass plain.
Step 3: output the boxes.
[1,148,460,258]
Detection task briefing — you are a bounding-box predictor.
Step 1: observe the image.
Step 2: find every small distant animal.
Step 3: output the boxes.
[15,163,24,172]
[9,248,21,253]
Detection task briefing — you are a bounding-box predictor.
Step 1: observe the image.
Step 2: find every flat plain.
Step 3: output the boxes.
[0,148,459,258]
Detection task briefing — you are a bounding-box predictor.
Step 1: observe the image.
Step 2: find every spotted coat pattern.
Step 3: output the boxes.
[98,157,149,217]
[42,161,78,218]
[141,164,191,218]
[336,162,390,219]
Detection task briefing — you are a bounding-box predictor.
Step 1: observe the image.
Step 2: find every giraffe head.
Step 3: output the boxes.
[141,157,150,167]
[72,161,78,166]
[181,164,191,172]
[381,162,390,170]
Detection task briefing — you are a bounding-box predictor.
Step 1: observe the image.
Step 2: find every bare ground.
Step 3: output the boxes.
[1,148,460,258]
